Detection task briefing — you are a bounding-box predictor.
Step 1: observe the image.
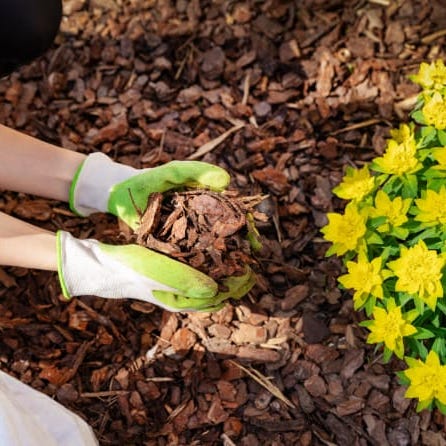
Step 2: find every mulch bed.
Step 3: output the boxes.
[1,0,446,444]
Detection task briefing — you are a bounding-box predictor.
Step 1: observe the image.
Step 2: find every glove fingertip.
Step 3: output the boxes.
[205,168,231,191]
[188,278,218,299]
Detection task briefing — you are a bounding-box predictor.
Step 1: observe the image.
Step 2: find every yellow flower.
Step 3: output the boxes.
[366,300,417,358]
[389,123,414,145]
[333,165,375,201]
[432,147,446,168]
[410,60,446,91]
[422,92,446,130]
[373,137,421,176]
[414,187,446,226]
[321,203,367,256]
[404,350,446,408]
[338,253,391,309]
[387,241,445,310]
[369,190,411,232]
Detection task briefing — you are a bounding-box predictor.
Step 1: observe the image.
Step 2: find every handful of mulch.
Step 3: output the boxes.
[131,190,264,288]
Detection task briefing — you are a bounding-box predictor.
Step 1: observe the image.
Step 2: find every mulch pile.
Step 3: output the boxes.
[1,0,446,444]
[132,190,262,284]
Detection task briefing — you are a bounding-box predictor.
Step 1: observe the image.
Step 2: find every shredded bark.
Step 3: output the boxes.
[134,190,261,284]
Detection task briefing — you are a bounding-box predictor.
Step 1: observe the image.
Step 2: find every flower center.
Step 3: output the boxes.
[383,312,402,338]
[423,372,440,394]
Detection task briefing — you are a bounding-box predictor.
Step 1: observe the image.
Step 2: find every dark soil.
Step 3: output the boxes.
[1,1,446,445]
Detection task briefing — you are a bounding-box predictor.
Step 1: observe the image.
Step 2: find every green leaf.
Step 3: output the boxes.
[438,129,446,146]
[423,168,446,180]
[382,277,397,293]
[398,293,414,308]
[379,245,397,262]
[435,399,446,415]
[375,173,390,187]
[404,218,423,230]
[419,125,438,147]
[430,326,446,338]
[369,161,387,174]
[324,244,338,257]
[406,338,428,360]
[382,346,393,363]
[401,174,418,198]
[405,309,419,322]
[390,226,409,240]
[409,227,441,245]
[396,370,410,386]
[413,308,435,328]
[368,216,387,229]
[414,296,425,315]
[436,301,446,317]
[431,313,441,329]
[413,327,436,340]
[427,241,445,250]
[364,295,377,317]
[431,338,446,358]
[417,399,433,412]
[382,176,402,196]
[426,177,446,192]
[342,250,358,263]
[365,230,383,245]
[358,320,373,328]
[411,109,426,125]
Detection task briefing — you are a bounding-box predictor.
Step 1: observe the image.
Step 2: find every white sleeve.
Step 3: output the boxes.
[0,370,98,446]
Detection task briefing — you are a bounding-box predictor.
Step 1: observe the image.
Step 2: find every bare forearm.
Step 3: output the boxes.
[0,212,57,270]
[0,124,85,201]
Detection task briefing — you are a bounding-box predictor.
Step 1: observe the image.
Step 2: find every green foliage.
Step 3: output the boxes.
[322,60,446,413]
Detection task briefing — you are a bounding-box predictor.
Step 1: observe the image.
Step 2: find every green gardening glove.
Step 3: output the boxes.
[57,230,227,312]
[70,153,230,229]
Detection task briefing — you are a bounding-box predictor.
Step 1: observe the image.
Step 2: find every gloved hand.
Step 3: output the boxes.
[57,231,256,312]
[69,153,230,229]
[66,154,256,310]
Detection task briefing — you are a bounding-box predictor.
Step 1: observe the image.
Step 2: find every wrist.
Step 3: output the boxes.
[0,233,57,271]
[0,212,57,270]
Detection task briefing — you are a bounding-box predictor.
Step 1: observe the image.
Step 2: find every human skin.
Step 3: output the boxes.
[0,212,57,270]
[0,124,86,270]
[0,124,85,200]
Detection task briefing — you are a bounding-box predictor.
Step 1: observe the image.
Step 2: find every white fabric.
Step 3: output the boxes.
[0,370,98,446]
[59,231,181,308]
[73,152,139,216]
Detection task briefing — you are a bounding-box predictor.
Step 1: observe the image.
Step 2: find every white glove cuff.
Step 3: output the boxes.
[57,231,178,302]
[70,153,139,216]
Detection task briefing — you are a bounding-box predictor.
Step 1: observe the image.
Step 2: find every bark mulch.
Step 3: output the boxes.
[1,0,446,445]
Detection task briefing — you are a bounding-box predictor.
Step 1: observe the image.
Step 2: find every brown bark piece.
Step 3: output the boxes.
[132,190,260,286]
